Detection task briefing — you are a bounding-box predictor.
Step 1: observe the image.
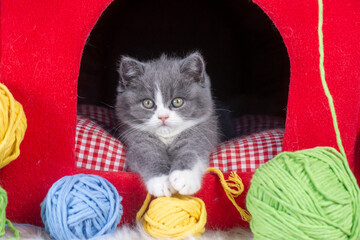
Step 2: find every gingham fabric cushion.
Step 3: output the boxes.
[75,116,127,171]
[76,105,285,173]
[209,129,284,172]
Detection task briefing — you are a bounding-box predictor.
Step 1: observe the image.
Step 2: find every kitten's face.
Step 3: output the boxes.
[116,52,214,140]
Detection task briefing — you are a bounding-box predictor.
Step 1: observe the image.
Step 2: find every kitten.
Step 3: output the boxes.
[115,52,219,197]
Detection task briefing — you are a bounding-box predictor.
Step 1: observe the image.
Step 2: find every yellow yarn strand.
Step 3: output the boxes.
[137,167,250,239]
[206,167,252,222]
[0,83,27,168]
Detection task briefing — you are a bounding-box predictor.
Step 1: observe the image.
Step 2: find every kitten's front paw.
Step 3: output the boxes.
[146,175,175,197]
[169,170,202,195]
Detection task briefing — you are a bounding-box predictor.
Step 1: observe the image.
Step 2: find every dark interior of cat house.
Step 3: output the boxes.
[76,0,290,172]
[78,0,289,116]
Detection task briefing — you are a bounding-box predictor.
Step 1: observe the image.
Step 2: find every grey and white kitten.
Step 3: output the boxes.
[115,52,219,197]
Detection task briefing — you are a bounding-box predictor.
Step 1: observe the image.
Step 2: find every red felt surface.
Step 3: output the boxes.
[0,0,359,229]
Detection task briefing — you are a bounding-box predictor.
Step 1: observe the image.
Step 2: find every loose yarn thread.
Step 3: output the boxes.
[136,167,251,239]
[41,174,123,240]
[246,0,360,239]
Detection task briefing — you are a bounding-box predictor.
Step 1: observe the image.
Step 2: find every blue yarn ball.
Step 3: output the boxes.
[41,174,123,240]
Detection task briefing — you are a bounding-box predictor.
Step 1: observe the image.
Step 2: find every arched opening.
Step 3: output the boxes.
[76,0,290,172]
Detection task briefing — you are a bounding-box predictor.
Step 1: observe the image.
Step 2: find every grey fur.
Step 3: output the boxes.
[115,52,219,183]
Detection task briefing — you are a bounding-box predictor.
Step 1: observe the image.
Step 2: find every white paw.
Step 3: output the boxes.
[169,170,202,195]
[145,175,175,197]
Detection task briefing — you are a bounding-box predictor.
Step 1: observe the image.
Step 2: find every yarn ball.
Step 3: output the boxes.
[246,147,360,240]
[0,187,7,237]
[0,187,19,239]
[138,194,207,239]
[41,174,123,240]
[0,83,27,169]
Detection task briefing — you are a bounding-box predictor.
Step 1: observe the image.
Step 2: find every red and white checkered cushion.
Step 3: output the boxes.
[75,105,285,173]
[209,129,284,172]
[75,116,127,171]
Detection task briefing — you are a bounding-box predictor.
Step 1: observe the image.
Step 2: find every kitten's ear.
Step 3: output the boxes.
[118,56,145,88]
[180,52,205,83]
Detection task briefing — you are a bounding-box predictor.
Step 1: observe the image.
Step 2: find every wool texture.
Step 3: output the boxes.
[41,174,123,240]
[247,148,360,239]
[136,168,251,239]
[0,83,27,169]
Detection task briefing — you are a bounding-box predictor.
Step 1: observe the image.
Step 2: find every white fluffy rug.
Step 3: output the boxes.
[3,223,253,240]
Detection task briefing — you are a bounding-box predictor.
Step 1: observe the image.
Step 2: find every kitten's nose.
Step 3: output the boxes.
[158,115,169,123]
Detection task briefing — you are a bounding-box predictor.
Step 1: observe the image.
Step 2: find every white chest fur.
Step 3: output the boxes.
[158,135,177,146]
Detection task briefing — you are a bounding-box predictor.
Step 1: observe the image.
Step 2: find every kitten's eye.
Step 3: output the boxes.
[142,99,155,109]
[171,97,184,108]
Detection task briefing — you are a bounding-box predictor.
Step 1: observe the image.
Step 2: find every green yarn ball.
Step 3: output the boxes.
[246,147,360,240]
[0,187,19,239]
[0,187,7,237]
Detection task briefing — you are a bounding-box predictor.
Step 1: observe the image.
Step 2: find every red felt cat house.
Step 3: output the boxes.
[1,0,359,230]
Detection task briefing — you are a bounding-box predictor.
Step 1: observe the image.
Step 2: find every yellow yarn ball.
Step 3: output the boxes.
[137,194,207,239]
[0,83,27,168]
[136,168,251,239]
